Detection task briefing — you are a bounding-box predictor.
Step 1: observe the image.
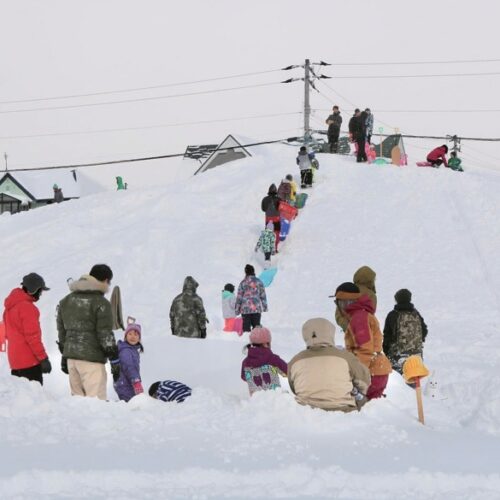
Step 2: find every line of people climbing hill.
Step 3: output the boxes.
[1,146,429,412]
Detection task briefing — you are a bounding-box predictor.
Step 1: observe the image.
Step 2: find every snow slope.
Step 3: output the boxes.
[1,146,500,499]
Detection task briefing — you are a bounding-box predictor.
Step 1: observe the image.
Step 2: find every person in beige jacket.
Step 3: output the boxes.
[288,318,371,412]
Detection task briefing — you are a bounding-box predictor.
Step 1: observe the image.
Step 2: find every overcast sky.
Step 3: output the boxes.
[1,0,499,170]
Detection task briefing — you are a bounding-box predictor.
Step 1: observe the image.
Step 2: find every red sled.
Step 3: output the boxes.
[279,201,298,221]
[416,161,435,167]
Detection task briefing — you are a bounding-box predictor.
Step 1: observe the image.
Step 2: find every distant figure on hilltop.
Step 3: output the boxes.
[170,276,208,339]
[325,105,343,153]
[53,184,64,203]
[427,145,448,168]
[365,108,374,144]
[348,109,367,163]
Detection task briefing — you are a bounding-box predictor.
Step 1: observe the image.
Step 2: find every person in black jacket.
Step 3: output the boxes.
[383,289,428,374]
[261,184,280,252]
[348,109,367,163]
[325,106,343,153]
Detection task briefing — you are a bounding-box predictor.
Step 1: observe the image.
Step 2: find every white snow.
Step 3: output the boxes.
[1,147,500,499]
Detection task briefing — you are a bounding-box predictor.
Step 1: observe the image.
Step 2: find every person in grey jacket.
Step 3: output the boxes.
[365,108,374,144]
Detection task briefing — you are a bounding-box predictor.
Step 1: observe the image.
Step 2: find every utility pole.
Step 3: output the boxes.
[304,59,311,144]
[281,60,331,146]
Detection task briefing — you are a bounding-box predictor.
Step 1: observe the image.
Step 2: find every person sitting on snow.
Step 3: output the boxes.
[241,326,287,395]
[427,144,448,168]
[448,151,463,172]
[288,318,371,412]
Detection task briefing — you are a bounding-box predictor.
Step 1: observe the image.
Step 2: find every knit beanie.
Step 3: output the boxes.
[124,323,141,339]
[249,326,272,345]
[266,221,274,230]
[224,283,235,293]
[244,264,255,276]
[286,174,293,181]
[395,288,412,304]
[302,318,335,347]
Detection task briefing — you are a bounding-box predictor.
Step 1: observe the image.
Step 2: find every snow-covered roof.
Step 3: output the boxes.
[0,169,80,200]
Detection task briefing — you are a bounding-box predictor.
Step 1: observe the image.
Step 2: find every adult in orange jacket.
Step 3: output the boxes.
[3,273,52,385]
[334,282,388,399]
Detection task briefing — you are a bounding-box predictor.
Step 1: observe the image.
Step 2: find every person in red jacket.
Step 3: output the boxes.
[427,144,448,167]
[3,273,52,385]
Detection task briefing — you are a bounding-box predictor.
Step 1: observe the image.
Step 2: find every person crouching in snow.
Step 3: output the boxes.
[222,283,243,336]
[255,222,276,268]
[113,323,144,402]
[241,326,287,395]
[426,144,448,168]
[448,151,463,172]
[149,380,192,403]
[334,282,389,400]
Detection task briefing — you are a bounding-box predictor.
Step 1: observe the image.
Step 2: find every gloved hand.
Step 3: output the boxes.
[200,328,207,339]
[110,359,121,382]
[56,341,64,355]
[171,327,176,336]
[133,381,144,395]
[61,356,68,375]
[40,358,52,374]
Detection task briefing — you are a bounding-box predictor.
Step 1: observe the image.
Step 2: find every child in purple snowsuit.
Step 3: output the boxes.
[113,323,144,402]
[241,326,287,395]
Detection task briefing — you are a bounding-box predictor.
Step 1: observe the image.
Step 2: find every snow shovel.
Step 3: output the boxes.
[403,355,429,425]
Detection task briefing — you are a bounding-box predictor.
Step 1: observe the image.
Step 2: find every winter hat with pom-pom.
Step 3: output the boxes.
[249,326,272,345]
[124,323,141,339]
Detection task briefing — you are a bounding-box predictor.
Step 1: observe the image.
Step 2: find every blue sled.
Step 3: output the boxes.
[259,267,278,287]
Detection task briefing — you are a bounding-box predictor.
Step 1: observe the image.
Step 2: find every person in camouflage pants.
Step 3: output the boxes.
[170,276,208,339]
[383,289,428,374]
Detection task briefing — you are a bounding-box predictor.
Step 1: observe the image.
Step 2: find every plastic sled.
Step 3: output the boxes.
[259,267,278,287]
[279,218,291,241]
[416,161,434,167]
[279,201,298,221]
[295,193,308,209]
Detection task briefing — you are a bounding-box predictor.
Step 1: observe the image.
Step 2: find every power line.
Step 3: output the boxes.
[330,71,500,79]
[0,68,283,106]
[329,58,500,66]
[1,137,300,172]
[0,81,282,115]
[0,111,301,140]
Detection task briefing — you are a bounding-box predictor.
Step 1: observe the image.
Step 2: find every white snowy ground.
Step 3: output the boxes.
[1,145,500,499]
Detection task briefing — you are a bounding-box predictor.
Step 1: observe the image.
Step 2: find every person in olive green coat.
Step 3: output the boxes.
[57,264,119,400]
[334,266,377,332]
[170,276,208,339]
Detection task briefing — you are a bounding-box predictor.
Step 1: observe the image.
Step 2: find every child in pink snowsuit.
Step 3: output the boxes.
[221,283,243,335]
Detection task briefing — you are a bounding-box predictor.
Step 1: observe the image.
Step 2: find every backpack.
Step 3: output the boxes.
[395,310,423,357]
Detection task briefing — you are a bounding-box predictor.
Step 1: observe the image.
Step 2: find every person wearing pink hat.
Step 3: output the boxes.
[113,323,144,402]
[241,326,287,395]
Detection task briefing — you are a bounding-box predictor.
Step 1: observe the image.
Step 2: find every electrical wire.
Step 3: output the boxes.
[313,108,500,113]
[0,68,283,106]
[0,111,301,140]
[330,71,500,79]
[0,81,282,115]
[329,58,500,66]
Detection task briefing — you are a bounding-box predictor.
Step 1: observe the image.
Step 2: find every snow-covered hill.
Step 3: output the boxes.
[1,148,499,499]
